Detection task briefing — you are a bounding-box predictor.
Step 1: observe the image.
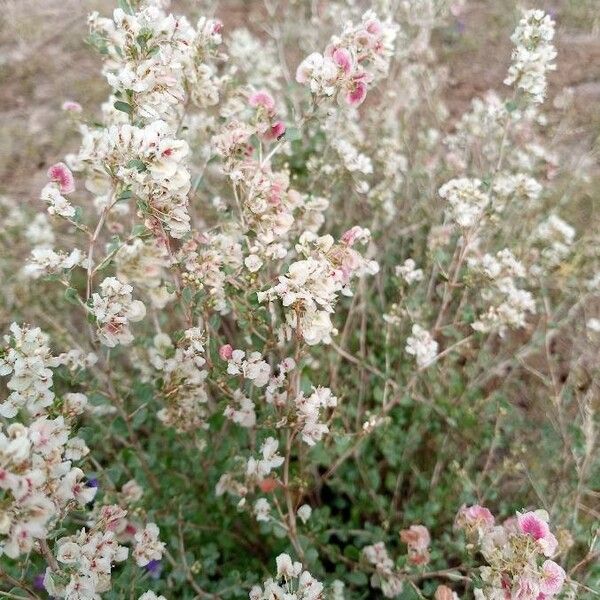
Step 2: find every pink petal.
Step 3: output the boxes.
[332,48,353,76]
[540,560,566,596]
[517,512,549,541]
[47,162,75,195]
[264,121,286,141]
[346,80,367,107]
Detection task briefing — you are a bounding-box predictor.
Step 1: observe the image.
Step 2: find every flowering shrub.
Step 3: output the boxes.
[1,0,599,599]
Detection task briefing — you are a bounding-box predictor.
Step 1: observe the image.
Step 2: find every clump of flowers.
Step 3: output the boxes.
[296,11,397,107]
[439,178,489,229]
[249,553,324,600]
[362,542,404,598]
[89,277,146,347]
[456,506,566,599]
[1,1,595,599]
[504,9,557,104]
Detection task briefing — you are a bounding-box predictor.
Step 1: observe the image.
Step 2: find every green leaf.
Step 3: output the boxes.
[114,100,133,115]
[126,159,147,172]
[64,287,80,305]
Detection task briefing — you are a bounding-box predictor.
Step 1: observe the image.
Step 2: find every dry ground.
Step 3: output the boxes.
[0,0,599,200]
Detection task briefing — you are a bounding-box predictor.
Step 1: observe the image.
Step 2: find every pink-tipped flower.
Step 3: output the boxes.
[517,511,557,557]
[401,524,431,566]
[341,225,370,246]
[211,19,223,34]
[249,90,276,114]
[517,511,550,541]
[332,47,353,76]
[47,162,75,195]
[264,121,286,141]
[539,560,566,596]
[62,100,82,113]
[400,524,430,553]
[346,79,368,107]
[219,344,233,360]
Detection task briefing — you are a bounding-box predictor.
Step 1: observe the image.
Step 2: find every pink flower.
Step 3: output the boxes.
[219,344,233,360]
[47,162,75,195]
[341,226,367,246]
[517,511,558,557]
[539,560,566,596]
[364,18,383,36]
[514,575,540,600]
[249,90,275,113]
[62,101,82,113]
[264,121,286,141]
[518,512,549,540]
[400,524,430,552]
[346,79,368,107]
[456,504,495,530]
[332,47,353,76]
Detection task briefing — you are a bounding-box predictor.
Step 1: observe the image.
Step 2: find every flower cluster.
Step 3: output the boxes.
[78,120,192,238]
[133,523,165,567]
[0,323,61,417]
[40,163,77,219]
[249,553,324,600]
[89,277,146,347]
[400,524,431,566]
[89,3,222,122]
[362,542,404,598]
[456,506,566,600]
[534,214,576,267]
[468,249,536,335]
[221,346,271,388]
[293,386,338,446]
[258,230,378,345]
[296,11,397,108]
[439,178,489,229]
[405,324,438,368]
[505,9,557,104]
[44,512,129,599]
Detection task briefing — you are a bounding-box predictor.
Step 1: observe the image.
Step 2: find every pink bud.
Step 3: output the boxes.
[264,121,286,141]
[211,19,223,34]
[47,162,75,195]
[219,344,233,360]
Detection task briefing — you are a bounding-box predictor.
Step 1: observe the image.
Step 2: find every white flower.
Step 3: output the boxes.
[405,324,438,368]
[395,259,423,285]
[247,437,284,479]
[253,498,271,522]
[139,593,167,600]
[439,178,489,229]
[504,10,556,104]
[297,504,312,524]
[89,277,146,347]
[133,523,165,567]
[244,254,263,272]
